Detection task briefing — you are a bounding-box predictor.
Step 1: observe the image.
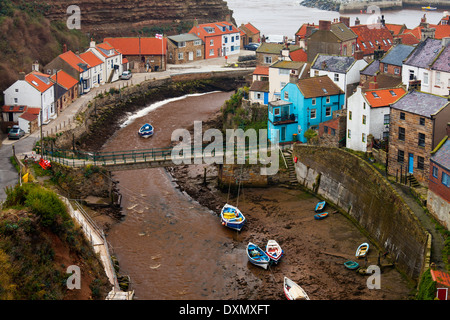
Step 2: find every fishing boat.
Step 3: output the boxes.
[247,242,271,269]
[138,123,154,138]
[314,212,329,220]
[356,242,369,259]
[220,203,246,231]
[344,260,360,270]
[265,240,283,263]
[283,277,310,300]
[315,200,326,212]
[422,6,437,11]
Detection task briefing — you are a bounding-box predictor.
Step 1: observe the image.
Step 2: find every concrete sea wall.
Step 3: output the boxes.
[292,144,429,281]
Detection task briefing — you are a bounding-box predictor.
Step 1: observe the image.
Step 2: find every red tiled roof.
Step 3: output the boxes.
[59,50,88,73]
[364,87,406,108]
[190,21,239,40]
[396,33,420,45]
[26,107,41,115]
[50,70,78,90]
[19,111,38,122]
[431,269,450,288]
[104,37,167,55]
[351,24,394,55]
[404,27,422,40]
[2,105,27,113]
[243,22,259,34]
[404,24,450,40]
[385,23,405,36]
[295,23,318,38]
[79,51,103,68]
[96,42,120,57]
[253,66,269,76]
[290,48,307,62]
[25,72,53,93]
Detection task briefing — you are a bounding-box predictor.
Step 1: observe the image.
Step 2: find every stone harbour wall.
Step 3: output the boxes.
[292,144,429,281]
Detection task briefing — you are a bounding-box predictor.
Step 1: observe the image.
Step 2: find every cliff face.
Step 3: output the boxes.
[43,0,233,38]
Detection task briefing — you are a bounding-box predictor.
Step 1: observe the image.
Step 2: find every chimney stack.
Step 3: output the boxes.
[319,20,331,31]
[90,38,96,48]
[32,60,40,72]
[193,18,198,28]
[339,16,350,27]
[369,76,378,89]
[354,50,364,60]
[355,17,360,26]
[63,44,67,53]
[18,72,25,80]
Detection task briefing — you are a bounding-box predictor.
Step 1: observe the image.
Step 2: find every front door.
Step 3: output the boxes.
[281,126,286,142]
[408,153,414,174]
[189,51,193,61]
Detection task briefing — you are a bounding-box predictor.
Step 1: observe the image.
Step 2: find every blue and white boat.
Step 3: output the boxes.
[247,242,271,269]
[138,123,154,138]
[220,203,246,231]
[314,212,329,220]
[315,200,326,212]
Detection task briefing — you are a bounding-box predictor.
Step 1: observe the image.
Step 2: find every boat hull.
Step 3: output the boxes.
[138,123,154,138]
[314,212,328,220]
[344,261,360,270]
[315,201,326,212]
[356,242,369,258]
[247,242,270,269]
[220,204,245,231]
[284,277,310,300]
[266,240,283,263]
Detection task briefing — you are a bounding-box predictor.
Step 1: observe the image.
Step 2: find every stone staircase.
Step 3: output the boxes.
[406,174,420,188]
[282,149,298,185]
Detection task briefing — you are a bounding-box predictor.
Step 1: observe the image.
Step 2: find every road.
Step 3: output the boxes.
[0,50,256,202]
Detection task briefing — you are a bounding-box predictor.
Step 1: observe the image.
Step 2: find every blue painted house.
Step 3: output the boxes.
[268,75,345,143]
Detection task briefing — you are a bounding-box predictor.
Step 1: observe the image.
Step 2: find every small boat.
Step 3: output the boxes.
[138,123,154,138]
[315,200,326,212]
[283,277,310,300]
[314,212,329,220]
[356,242,369,259]
[247,242,270,269]
[422,6,437,11]
[220,203,246,231]
[265,240,283,263]
[344,260,360,270]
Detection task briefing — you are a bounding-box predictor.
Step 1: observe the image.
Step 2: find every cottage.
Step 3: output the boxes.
[430,268,450,300]
[88,41,123,81]
[249,81,269,106]
[379,44,415,78]
[18,107,41,134]
[388,90,450,184]
[346,85,406,152]
[401,37,444,92]
[239,22,261,47]
[44,50,92,95]
[268,75,345,144]
[268,60,309,101]
[427,130,450,230]
[189,19,240,59]
[50,70,79,114]
[306,20,357,62]
[104,37,164,72]
[255,43,302,66]
[294,23,318,49]
[167,33,204,64]
[3,71,56,126]
[310,53,368,100]
[351,22,394,59]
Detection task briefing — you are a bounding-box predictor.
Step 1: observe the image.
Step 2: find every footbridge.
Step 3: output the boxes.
[39,144,277,171]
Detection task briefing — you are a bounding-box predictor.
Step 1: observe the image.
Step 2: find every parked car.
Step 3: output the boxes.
[244,43,260,51]
[8,125,25,140]
[120,71,132,80]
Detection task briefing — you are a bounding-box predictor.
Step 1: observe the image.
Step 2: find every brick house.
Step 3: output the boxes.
[427,130,450,230]
[167,33,204,64]
[50,70,79,114]
[306,19,357,62]
[430,268,450,300]
[189,19,241,59]
[379,44,415,78]
[255,42,302,67]
[350,22,394,60]
[239,22,261,47]
[388,90,450,185]
[318,109,347,148]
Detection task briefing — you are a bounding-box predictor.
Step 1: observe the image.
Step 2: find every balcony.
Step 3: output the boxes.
[272,113,297,125]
